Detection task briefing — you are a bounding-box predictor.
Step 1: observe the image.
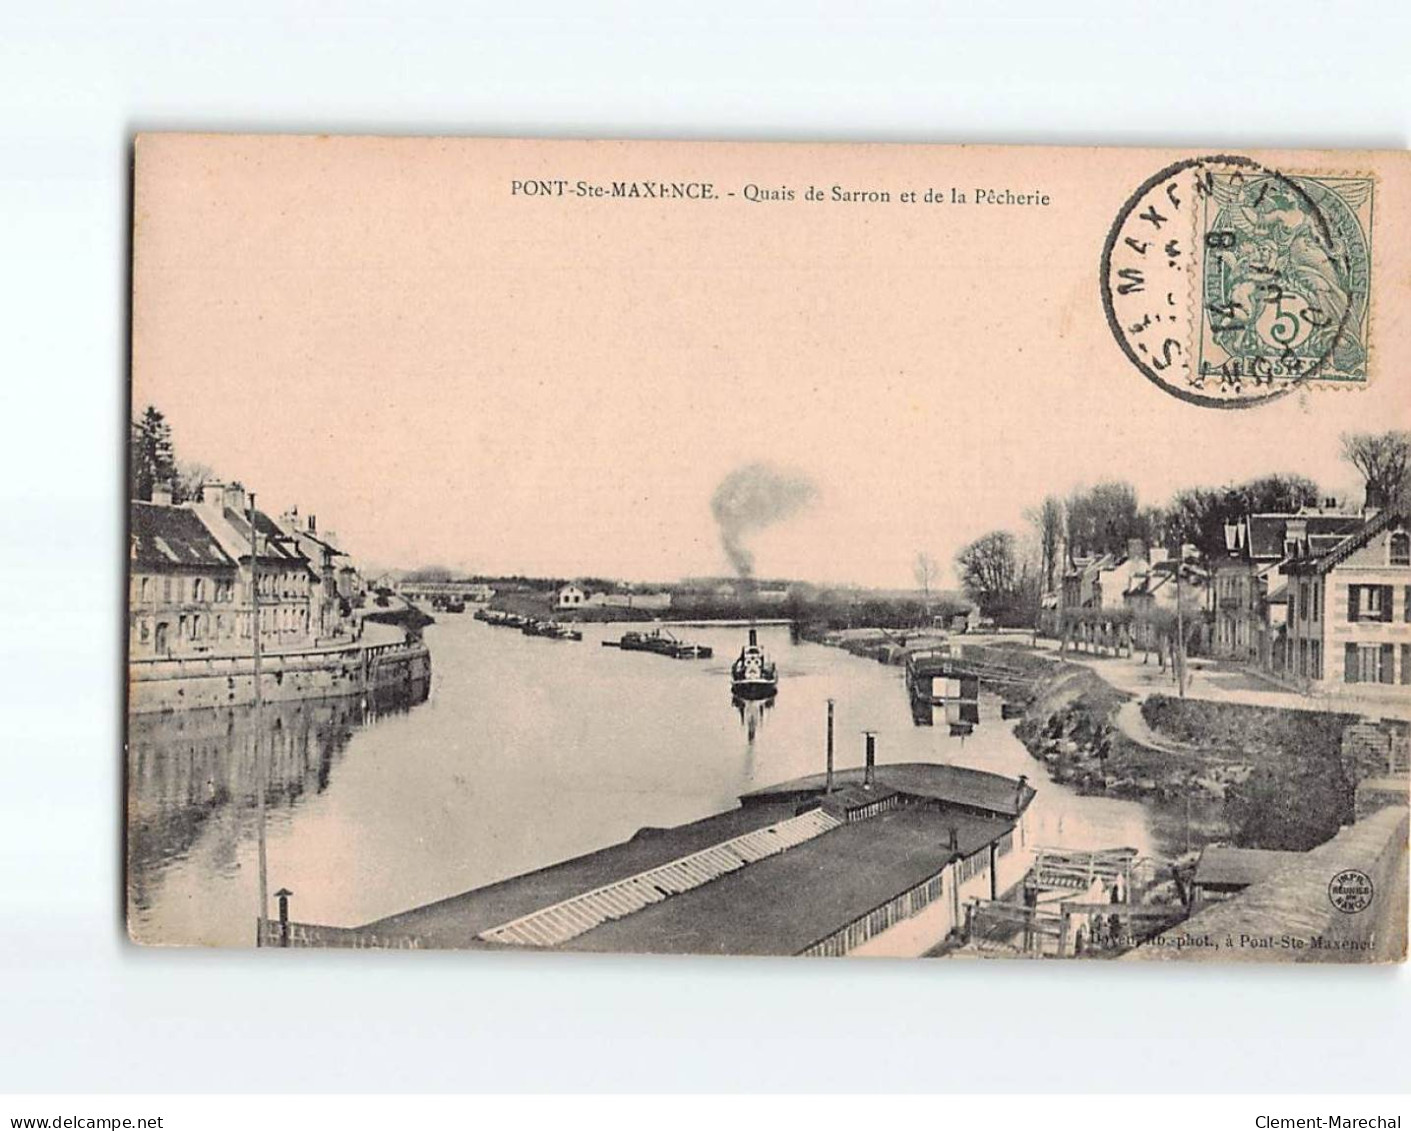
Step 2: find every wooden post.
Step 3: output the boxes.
[279,890,292,943]
[825,699,835,794]
[962,900,974,945]
[1175,551,1187,699]
[1058,909,1071,958]
[249,493,268,930]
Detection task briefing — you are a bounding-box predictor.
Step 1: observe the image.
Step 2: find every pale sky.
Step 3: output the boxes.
[132,137,1410,589]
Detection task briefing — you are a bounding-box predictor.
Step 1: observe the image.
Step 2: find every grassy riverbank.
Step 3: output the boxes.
[1011,659,1361,854]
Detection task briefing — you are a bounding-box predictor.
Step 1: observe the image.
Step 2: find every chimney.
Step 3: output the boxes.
[1017,774,1029,811]
[150,480,173,506]
[223,483,247,514]
[1285,518,1307,554]
[863,731,876,790]
[825,699,835,795]
[748,628,758,648]
[1149,546,1169,566]
[1126,537,1147,563]
[947,827,960,852]
[199,481,226,512]
[307,514,317,534]
[1180,542,1197,563]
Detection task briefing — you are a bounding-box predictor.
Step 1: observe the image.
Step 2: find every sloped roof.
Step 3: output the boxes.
[365,801,1016,955]
[1194,846,1301,889]
[1286,509,1406,576]
[1247,512,1363,560]
[130,502,237,571]
[742,761,1035,819]
[221,507,308,566]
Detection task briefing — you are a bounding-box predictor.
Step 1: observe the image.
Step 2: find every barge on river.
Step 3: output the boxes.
[602,628,712,659]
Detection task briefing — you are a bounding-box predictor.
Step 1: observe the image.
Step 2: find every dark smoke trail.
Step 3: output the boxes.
[710,462,819,579]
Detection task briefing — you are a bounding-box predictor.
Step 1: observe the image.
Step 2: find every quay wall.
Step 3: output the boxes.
[129,639,431,714]
[1126,805,1408,964]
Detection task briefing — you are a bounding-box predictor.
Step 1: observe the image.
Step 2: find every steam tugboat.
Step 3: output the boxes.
[730,628,778,699]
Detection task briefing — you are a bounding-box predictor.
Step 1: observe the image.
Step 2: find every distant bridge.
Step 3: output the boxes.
[397,581,494,601]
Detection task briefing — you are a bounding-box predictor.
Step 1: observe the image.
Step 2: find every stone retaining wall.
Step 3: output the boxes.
[129,639,431,714]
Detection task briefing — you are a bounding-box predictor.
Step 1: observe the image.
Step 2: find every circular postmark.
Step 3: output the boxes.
[1101,155,1371,409]
[1328,868,1374,914]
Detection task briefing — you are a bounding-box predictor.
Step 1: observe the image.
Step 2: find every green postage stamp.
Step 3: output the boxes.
[1197,170,1374,393]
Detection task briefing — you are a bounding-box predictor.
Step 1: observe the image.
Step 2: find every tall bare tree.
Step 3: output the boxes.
[913,551,937,604]
[955,530,1019,613]
[1342,430,1411,510]
[1026,496,1063,593]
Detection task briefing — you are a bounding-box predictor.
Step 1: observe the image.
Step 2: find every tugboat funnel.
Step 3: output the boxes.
[748,628,758,647]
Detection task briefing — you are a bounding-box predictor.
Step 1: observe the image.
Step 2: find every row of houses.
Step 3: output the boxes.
[1055,503,1411,689]
[129,481,366,661]
[1058,537,1210,650]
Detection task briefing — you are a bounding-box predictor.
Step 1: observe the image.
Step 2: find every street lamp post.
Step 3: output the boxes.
[249,494,269,939]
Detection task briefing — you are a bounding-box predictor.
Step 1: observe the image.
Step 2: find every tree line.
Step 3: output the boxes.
[951,430,1411,625]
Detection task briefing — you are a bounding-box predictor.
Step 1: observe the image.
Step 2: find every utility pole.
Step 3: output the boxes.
[1174,542,1187,699]
[249,493,268,936]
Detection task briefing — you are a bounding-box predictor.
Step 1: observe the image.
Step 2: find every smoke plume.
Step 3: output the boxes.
[710,462,819,579]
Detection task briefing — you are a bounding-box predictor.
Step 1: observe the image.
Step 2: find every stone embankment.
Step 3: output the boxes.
[129,635,431,714]
[1010,656,1398,854]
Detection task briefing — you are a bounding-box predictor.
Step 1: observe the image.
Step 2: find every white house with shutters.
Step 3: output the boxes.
[1282,509,1411,687]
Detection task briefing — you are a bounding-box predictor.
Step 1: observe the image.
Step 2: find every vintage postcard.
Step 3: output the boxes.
[127,135,1409,962]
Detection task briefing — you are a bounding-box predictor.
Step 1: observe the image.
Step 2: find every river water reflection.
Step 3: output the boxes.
[128,618,1159,947]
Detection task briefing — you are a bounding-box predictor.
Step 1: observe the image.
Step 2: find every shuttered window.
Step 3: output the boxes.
[1381,644,1396,685]
[1349,585,1395,622]
[1346,642,1359,683]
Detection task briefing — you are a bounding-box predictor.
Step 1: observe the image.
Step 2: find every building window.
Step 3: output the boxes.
[1391,531,1410,566]
[139,619,150,644]
[1349,584,1394,623]
[193,578,203,602]
[163,577,172,602]
[1311,640,1321,681]
[1299,582,1309,621]
[1346,643,1393,684]
[140,577,151,603]
[1298,639,1308,677]
[1403,644,1411,686]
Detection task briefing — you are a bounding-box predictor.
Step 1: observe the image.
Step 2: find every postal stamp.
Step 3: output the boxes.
[1101,155,1374,409]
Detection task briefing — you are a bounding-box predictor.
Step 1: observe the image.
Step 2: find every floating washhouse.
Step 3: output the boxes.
[352,744,1036,956]
[905,646,981,707]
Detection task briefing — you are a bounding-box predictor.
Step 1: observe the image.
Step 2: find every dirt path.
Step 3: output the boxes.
[1112,699,1201,758]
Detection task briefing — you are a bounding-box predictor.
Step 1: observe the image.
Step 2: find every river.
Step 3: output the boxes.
[127,617,1159,947]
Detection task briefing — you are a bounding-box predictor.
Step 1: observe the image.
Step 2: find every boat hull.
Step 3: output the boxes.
[731,679,778,700]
